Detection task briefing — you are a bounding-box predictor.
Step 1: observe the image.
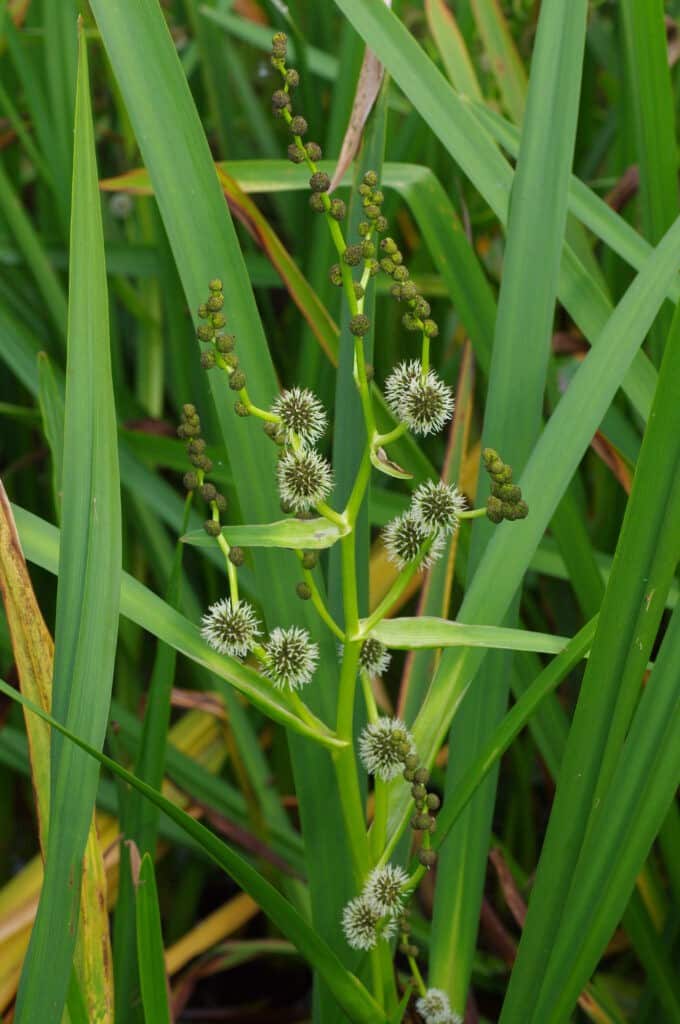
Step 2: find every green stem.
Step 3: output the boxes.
[315,500,347,531]
[299,561,346,642]
[421,332,430,376]
[333,639,370,884]
[345,447,372,525]
[458,506,488,520]
[370,778,388,863]
[373,421,408,449]
[360,540,433,636]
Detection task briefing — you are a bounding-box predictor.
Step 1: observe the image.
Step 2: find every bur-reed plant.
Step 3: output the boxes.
[1,3,680,1024]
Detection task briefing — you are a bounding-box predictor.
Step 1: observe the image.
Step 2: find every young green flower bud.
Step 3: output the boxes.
[305,141,322,161]
[210,312,226,330]
[197,303,208,319]
[349,314,370,337]
[358,183,371,197]
[413,296,431,318]
[381,237,398,255]
[187,437,206,455]
[418,849,437,869]
[287,143,305,164]
[207,293,224,312]
[380,257,395,275]
[392,265,409,282]
[285,68,300,89]
[400,281,418,302]
[214,493,228,512]
[363,170,378,188]
[343,244,363,267]
[367,259,380,276]
[423,319,439,338]
[271,89,291,113]
[234,400,249,417]
[404,753,419,771]
[492,483,522,502]
[223,352,239,369]
[200,482,217,502]
[353,283,365,300]
[183,471,198,491]
[296,581,312,600]
[199,456,213,473]
[361,240,376,259]
[413,813,431,831]
[309,193,325,213]
[229,369,246,391]
[412,782,427,800]
[358,220,371,237]
[228,546,245,566]
[364,203,380,220]
[392,250,403,265]
[329,263,343,286]
[289,115,308,136]
[197,324,214,343]
[209,278,223,292]
[414,767,430,785]
[200,351,216,370]
[375,215,388,232]
[309,171,330,192]
[271,32,288,59]
[204,520,221,537]
[402,312,422,332]
[403,767,416,782]
[301,550,318,570]
[329,198,346,220]
[216,334,235,353]
[426,793,441,810]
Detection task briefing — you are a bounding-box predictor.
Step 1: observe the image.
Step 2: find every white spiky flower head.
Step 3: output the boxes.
[363,864,409,916]
[360,637,391,677]
[411,480,467,536]
[384,360,422,418]
[200,598,261,658]
[277,447,333,512]
[382,512,444,572]
[382,511,426,568]
[402,370,454,436]
[337,637,392,677]
[341,895,397,951]
[271,387,327,446]
[358,717,416,781]
[415,988,457,1024]
[263,625,318,690]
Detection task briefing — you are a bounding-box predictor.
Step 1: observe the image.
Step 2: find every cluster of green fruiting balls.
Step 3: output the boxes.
[482,447,529,523]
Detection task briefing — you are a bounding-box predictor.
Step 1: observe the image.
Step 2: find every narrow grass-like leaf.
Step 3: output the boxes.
[385,207,680,921]
[182,517,348,551]
[135,853,172,1024]
[500,267,680,1024]
[0,680,389,1024]
[431,0,587,1003]
[36,353,65,520]
[14,25,120,1023]
[470,0,527,122]
[621,0,678,365]
[370,618,572,656]
[425,0,483,101]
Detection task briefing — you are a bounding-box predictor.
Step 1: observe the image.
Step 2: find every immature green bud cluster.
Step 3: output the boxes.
[379,236,440,340]
[196,280,247,391]
[178,405,211,472]
[405,760,441,862]
[482,448,529,523]
[269,33,326,201]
